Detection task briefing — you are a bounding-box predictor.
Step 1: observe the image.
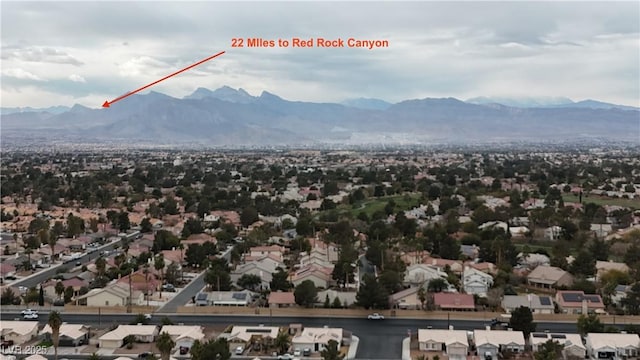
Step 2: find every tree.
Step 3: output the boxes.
[570,250,596,276]
[55,281,65,299]
[164,263,180,286]
[270,267,292,291]
[274,331,291,355]
[140,217,153,233]
[509,306,536,337]
[204,261,231,291]
[622,283,640,315]
[118,211,131,232]
[190,338,231,360]
[154,254,165,296]
[294,280,318,307]
[577,313,604,335]
[87,353,102,360]
[156,331,176,360]
[332,296,342,309]
[357,273,388,309]
[48,310,62,360]
[534,339,563,360]
[237,274,262,291]
[38,286,44,306]
[427,278,448,293]
[320,339,344,360]
[64,286,74,303]
[240,206,259,228]
[1,288,17,305]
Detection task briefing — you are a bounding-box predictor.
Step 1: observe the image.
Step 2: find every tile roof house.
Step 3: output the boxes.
[585,333,640,360]
[224,325,280,345]
[595,260,629,281]
[501,295,555,314]
[555,290,605,314]
[291,265,333,289]
[403,264,447,286]
[527,265,574,289]
[40,323,90,347]
[389,287,423,310]
[99,324,159,348]
[0,321,38,345]
[268,291,296,308]
[433,293,475,311]
[75,282,144,307]
[529,332,585,359]
[418,328,469,360]
[292,327,343,353]
[474,329,526,360]
[158,325,205,350]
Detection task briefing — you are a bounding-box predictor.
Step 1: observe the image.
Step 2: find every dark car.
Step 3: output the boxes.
[138,352,153,358]
[179,346,189,355]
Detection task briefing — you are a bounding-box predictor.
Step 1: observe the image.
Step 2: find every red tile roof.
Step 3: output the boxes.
[433,293,475,310]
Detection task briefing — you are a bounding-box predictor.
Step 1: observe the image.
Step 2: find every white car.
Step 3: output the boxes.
[143,313,152,320]
[277,355,294,360]
[367,313,385,320]
[235,346,244,355]
[23,312,38,320]
[21,309,37,315]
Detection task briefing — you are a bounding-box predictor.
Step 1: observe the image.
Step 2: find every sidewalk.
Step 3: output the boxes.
[346,335,359,360]
[401,337,411,360]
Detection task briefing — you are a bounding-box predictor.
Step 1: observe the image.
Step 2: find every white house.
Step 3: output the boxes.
[99,325,158,348]
[0,321,38,345]
[40,323,90,347]
[418,328,469,360]
[462,266,494,297]
[501,295,555,314]
[224,325,280,348]
[474,329,525,360]
[292,327,343,353]
[585,333,640,360]
[529,332,586,359]
[544,226,562,241]
[159,325,205,350]
[403,264,447,286]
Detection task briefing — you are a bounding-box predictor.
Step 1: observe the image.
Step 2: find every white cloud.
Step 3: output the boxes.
[1,46,83,66]
[2,68,45,81]
[68,74,86,82]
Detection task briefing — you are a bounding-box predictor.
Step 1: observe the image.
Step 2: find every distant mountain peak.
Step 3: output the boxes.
[341,98,392,110]
[185,85,256,103]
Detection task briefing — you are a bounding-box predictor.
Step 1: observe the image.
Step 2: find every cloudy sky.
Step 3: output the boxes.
[1,1,639,108]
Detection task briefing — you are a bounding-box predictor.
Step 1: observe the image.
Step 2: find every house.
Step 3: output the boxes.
[224,325,280,349]
[291,265,333,289]
[433,293,475,311]
[158,325,205,350]
[518,253,550,269]
[418,328,469,360]
[474,329,526,360]
[42,277,88,300]
[116,269,160,294]
[611,284,631,306]
[527,265,574,289]
[206,290,255,306]
[249,245,286,262]
[389,287,423,310]
[544,226,562,241]
[40,323,90,347]
[292,327,343,353]
[231,260,280,290]
[75,282,144,307]
[501,295,555,314]
[585,333,640,360]
[555,291,605,314]
[590,224,613,238]
[268,292,296,308]
[595,261,629,282]
[403,264,447,286]
[462,266,494,297]
[0,321,38,345]
[316,290,357,308]
[529,332,586,359]
[99,325,159,348]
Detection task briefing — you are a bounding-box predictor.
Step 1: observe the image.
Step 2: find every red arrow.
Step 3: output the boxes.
[102,50,225,108]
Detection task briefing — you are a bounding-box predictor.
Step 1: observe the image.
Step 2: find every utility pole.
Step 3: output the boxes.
[128,267,133,313]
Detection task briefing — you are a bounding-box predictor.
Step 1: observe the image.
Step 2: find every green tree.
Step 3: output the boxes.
[140,217,153,233]
[294,280,318,307]
[156,331,176,360]
[570,250,596,277]
[320,339,344,360]
[55,281,65,299]
[427,278,448,293]
[577,313,604,335]
[240,206,259,228]
[154,254,165,296]
[534,339,564,360]
[87,353,102,360]
[237,274,262,291]
[1,288,18,305]
[118,211,131,232]
[274,331,291,355]
[64,286,74,303]
[270,267,292,291]
[48,310,62,360]
[509,306,536,337]
[332,296,342,309]
[357,273,388,309]
[622,283,640,315]
[190,338,231,360]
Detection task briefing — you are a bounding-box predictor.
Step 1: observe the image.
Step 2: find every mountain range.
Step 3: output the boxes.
[1,87,638,146]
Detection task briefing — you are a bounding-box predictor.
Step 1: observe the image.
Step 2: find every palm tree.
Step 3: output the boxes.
[274,331,290,355]
[87,353,102,360]
[48,310,62,360]
[156,331,175,360]
[154,254,165,298]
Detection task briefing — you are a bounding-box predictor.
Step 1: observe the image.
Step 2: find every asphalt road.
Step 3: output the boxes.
[8,238,124,289]
[0,312,591,360]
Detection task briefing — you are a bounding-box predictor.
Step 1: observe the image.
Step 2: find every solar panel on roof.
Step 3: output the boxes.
[585,295,601,303]
[539,296,552,306]
[550,334,566,339]
[232,292,248,300]
[196,293,207,300]
[532,333,547,338]
[561,293,583,302]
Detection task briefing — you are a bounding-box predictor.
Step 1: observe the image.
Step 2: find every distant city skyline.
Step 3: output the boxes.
[1,1,639,108]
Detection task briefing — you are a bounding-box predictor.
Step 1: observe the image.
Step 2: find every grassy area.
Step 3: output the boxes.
[350,193,422,217]
[562,194,639,209]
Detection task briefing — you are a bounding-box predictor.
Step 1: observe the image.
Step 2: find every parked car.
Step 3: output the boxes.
[367,313,385,320]
[179,346,189,355]
[143,313,152,320]
[161,284,176,292]
[21,309,37,315]
[138,352,153,358]
[235,346,244,355]
[303,348,311,356]
[278,354,294,360]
